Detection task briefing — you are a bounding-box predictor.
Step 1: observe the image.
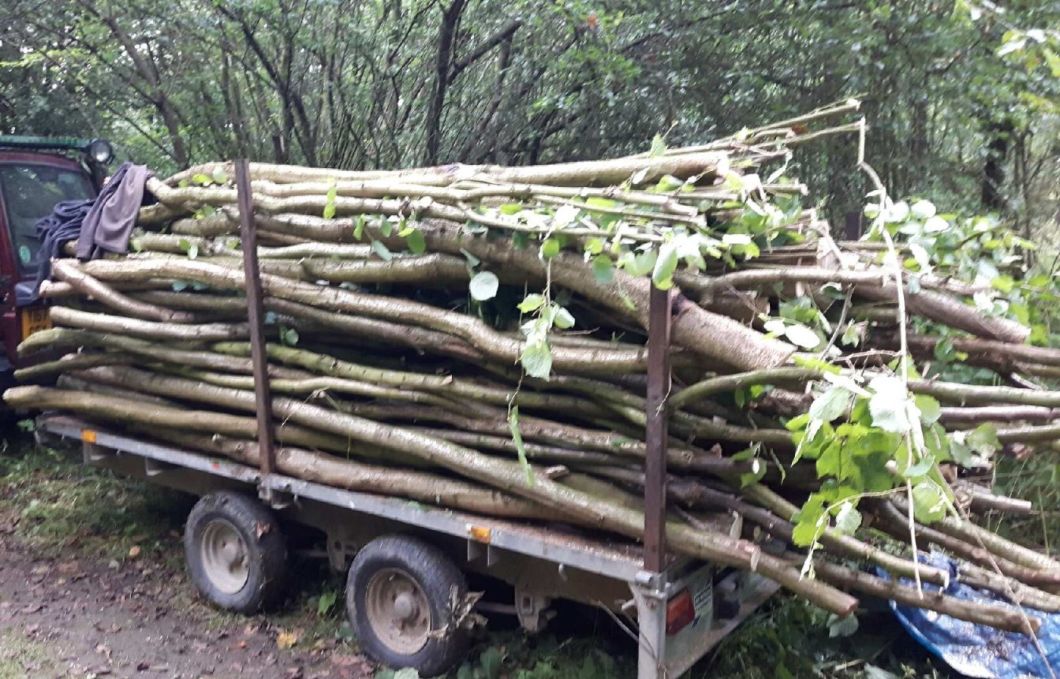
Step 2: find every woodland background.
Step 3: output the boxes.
[0,0,1056,244]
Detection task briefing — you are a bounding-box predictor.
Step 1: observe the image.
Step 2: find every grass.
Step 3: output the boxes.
[0,432,188,562]
[0,629,58,679]
[989,450,1060,555]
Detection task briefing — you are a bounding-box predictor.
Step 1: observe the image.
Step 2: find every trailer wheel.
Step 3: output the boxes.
[184,491,287,614]
[346,535,469,677]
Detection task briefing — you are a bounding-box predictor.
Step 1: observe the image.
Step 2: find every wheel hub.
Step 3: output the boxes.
[200,518,249,594]
[364,568,432,655]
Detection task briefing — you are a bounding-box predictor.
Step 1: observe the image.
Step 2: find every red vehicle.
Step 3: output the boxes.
[0,136,113,388]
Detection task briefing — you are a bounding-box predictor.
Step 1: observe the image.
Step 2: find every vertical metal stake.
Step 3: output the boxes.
[644,285,672,573]
[234,159,276,498]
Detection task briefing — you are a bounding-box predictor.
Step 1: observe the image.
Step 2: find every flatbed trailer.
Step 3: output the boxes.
[38,414,779,678]
[27,161,779,677]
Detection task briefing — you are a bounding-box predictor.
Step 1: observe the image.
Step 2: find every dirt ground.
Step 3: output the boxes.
[0,439,375,679]
[0,538,376,679]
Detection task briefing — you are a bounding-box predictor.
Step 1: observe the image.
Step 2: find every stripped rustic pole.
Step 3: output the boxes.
[235,158,277,500]
[644,286,673,572]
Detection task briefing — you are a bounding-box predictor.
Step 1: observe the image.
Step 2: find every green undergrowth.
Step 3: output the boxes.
[989,450,1060,555]
[441,633,633,679]
[691,597,954,679]
[0,431,185,561]
[0,629,58,679]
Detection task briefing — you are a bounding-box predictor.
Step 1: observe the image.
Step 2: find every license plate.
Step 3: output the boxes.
[21,306,52,339]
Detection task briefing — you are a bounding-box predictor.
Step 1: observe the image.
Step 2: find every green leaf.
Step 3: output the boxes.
[868,375,911,434]
[552,306,575,329]
[585,196,619,211]
[192,173,211,186]
[1043,47,1060,77]
[591,255,614,284]
[499,203,523,215]
[948,435,975,467]
[380,219,393,237]
[187,243,199,260]
[370,240,392,261]
[520,341,552,379]
[912,481,947,523]
[651,242,679,290]
[517,294,546,313]
[405,228,426,255]
[915,395,941,425]
[828,613,859,638]
[279,326,299,346]
[211,168,229,185]
[784,323,821,350]
[722,233,753,246]
[551,204,580,230]
[910,199,936,220]
[841,322,864,347]
[792,517,823,548]
[791,355,841,374]
[809,386,851,423]
[903,456,935,479]
[649,133,667,157]
[317,590,337,617]
[540,238,561,259]
[992,275,1015,293]
[508,407,534,486]
[353,215,366,241]
[323,183,337,220]
[459,248,481,269]
[785,413,811,432]
[469,271,499,301]
[967,423,1000,456]
[741,455,767,487]
[628,249,657,277]
[815,440,843,478]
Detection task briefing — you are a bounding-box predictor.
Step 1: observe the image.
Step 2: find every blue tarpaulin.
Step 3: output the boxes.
[882,553,1060,678]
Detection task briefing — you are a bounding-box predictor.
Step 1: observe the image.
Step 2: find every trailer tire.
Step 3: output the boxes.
[346,535,469,677]
[184,491,287,614]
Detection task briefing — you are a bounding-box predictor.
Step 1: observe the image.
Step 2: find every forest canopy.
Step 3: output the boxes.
[0,0,1057,235]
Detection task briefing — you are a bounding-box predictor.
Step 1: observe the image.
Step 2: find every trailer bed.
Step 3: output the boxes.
[38,414,779,678]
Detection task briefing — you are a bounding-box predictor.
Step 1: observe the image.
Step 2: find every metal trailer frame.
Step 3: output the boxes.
[39,415,778,678]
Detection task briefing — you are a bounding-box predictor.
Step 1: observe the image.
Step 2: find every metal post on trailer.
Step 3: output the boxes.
[233,158,278,504]
[638,284,673,678]
[644,285,672,570]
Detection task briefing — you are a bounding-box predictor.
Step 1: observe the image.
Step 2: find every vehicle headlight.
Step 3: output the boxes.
[87,138,114,164]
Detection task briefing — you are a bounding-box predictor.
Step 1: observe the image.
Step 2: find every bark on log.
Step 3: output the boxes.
[14,371,859,616]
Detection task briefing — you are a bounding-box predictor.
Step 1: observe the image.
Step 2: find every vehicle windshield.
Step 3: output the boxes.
[0,163,94,278]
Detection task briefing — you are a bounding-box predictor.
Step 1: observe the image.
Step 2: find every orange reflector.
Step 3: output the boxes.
[666,588,695,636]
[81,429,97,444]
[468,525,492,543]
